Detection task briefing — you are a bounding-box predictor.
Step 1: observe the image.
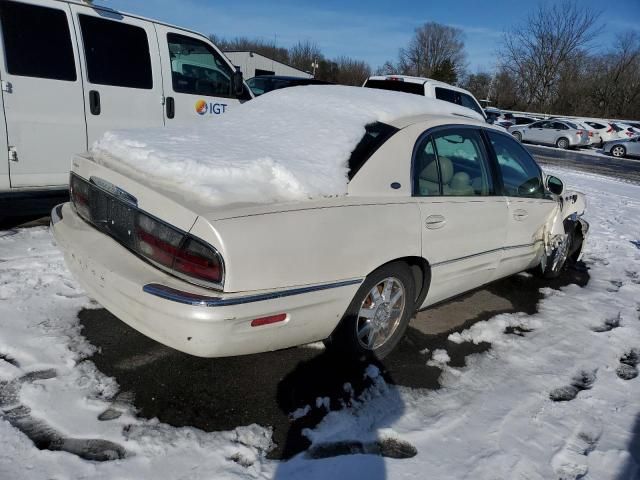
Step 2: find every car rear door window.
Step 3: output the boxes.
[0,1,76,81]
[487,130,545,198]
[414,128,493,197]
[79,14,152,89]
[167,33,234,97]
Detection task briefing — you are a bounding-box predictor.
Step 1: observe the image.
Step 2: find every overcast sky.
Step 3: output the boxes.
[103,0,640,72]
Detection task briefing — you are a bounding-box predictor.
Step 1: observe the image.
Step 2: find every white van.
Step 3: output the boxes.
[363,75,486,121]
[0,0,251,222]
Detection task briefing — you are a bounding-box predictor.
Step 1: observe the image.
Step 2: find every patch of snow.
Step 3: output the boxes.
[91,85,480,207]
[426,349,451,367]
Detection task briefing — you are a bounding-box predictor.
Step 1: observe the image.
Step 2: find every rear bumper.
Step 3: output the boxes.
[51,203,360,357]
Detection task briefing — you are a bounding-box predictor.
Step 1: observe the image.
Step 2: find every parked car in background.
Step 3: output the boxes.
[555,119,601,147]
[52,86,587,360]
[363,75,486,121]
[582,120,620,146]
[613,123,640,139]
[602,136,640,158]
[0,0,251,224]
[509,119,590,149]
[246,75,332,97]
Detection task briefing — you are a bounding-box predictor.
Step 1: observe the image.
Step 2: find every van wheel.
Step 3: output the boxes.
[325,262,415,360]
[556,138,570,149]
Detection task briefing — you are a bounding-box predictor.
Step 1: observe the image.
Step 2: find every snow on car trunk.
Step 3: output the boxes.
[91,85,480,207]
[0,167,639,479]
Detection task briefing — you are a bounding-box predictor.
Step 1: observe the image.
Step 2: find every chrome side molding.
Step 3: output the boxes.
[142,279,363,307]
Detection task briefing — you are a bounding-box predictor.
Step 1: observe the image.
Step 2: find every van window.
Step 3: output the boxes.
[0,1,76,81]
[79,15,152,89]
[168,33,234,97]
[459,93,484,117]
[364,79,424,96]
[434,87,458,104]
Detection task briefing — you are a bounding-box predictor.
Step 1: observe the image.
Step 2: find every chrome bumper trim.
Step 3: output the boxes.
[50,203,64,225]
[142,279,363,307]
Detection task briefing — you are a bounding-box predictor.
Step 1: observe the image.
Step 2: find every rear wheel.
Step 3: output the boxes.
[611,145,626,158]
[325,262,416,360]
[556,137,570,149]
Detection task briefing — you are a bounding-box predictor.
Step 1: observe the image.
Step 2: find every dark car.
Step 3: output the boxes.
[246,75,332,96]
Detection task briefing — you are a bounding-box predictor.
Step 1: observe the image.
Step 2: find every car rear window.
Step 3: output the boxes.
[348,122,398,180]
[364,79,424,96]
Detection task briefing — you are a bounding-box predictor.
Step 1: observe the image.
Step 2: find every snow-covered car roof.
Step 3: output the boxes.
[92,85,483,207]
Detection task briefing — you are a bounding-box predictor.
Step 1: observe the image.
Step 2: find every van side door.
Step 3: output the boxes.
[69,4,164,145]
[154,24,250,125]
[0,0,86,188]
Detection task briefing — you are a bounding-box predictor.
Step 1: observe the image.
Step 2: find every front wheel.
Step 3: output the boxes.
[611,145,626,158]
[325,262,416,360]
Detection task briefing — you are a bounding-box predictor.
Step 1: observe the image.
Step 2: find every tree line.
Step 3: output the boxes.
[210,0,640,119]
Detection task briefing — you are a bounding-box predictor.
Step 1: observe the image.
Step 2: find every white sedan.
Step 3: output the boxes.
[51,86,589,360]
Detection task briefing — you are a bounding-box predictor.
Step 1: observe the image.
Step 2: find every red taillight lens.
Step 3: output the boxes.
[607,126,613,132]
[588,131,593,137]
[251,313,287,327]
[173,238,223,284]
[576,130,583,135]
[136,214,183,268]
[70,174,91,220]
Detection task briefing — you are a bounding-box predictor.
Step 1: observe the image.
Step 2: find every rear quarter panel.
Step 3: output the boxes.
[191,201,421,292]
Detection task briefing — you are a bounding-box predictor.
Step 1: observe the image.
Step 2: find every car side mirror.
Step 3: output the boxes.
[232,67,244,98]
[546,175,564,195]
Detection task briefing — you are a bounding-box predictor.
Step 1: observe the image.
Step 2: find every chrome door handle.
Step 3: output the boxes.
[425,215,446,229]
[513,209,528,220]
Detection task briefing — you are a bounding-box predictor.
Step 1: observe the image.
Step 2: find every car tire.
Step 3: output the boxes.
[611,145,626,158]
[324,262,416,360]
[556,138,570,149]
[513,132,522,142]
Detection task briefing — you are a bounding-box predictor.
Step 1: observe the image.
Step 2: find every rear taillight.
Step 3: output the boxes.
[607,126,613,133]
[134,212,223,286]
[588,131,593,137]
[70,174,224,288]
[576,130,583,135]
[70,174,91,220]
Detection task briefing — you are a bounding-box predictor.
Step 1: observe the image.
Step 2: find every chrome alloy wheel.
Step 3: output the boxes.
[356,277,406,350]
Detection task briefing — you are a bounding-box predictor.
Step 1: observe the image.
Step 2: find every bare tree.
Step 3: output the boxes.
[397,22,466,80]
[461,72,493,102]
[289,40,323,74]
[333,56,371,85]
[500,0,602,110]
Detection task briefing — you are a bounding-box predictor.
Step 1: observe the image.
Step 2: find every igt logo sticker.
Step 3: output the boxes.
[194,100,228,115]
[195,99,208,115]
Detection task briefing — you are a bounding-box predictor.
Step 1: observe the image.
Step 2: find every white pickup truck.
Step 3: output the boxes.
[0,0,251,223]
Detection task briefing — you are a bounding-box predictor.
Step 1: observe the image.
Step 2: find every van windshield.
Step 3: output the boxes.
[364,79,424,96]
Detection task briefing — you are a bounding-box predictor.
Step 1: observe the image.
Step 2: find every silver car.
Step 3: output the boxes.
[602,136,640,158]
[509,120,590,149]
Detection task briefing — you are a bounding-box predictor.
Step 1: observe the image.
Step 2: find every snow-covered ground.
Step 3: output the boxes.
[1,167,639,479]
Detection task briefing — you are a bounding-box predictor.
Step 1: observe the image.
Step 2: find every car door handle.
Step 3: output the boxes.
[166,96,175,119]
[89,90,101,115]
[513,209,528,221]
[425,215,446,229]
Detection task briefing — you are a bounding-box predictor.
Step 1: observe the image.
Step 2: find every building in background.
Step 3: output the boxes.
[224,51,312,79]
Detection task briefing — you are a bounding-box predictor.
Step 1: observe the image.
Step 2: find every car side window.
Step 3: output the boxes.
[79,15,152,89]
[167,33,234,97]
[552,122,568,130]
[487,131,545,198]
[0,1,76,81]
[413,128,493,197]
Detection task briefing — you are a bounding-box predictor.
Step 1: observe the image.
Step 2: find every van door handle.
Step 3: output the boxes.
[166,96,175,119]
[425,215,446,229]
[513,209,528,220]
[89,90,101,115]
